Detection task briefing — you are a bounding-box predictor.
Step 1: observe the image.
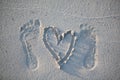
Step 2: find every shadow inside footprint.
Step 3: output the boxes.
[20,19,40,70]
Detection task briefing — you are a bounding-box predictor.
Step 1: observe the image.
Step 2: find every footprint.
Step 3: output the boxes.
[43,27,75,68]
[75,24,96,69]
[60,24,97,77]
[20,19,40,70]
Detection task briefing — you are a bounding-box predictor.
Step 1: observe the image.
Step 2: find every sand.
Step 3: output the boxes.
[0,0,120,80]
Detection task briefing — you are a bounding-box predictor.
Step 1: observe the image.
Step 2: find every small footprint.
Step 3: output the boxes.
[20,19,40,70]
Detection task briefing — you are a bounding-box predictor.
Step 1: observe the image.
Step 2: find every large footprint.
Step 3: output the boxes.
[60,24,97,77]
[20,19,40,70]
[43,27,75,68]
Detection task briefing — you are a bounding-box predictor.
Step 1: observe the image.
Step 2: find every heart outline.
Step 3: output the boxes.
[43,26,75,67]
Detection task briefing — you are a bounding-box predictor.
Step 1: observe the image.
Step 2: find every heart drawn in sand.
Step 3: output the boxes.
[43,27,75,67]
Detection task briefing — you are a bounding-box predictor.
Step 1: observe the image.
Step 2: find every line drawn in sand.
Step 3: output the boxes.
[43,24,97,77]
[20,19,40,71]
[43,27,75,67]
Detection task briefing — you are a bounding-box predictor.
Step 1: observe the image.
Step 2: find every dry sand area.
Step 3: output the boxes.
[0,0,120,80]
